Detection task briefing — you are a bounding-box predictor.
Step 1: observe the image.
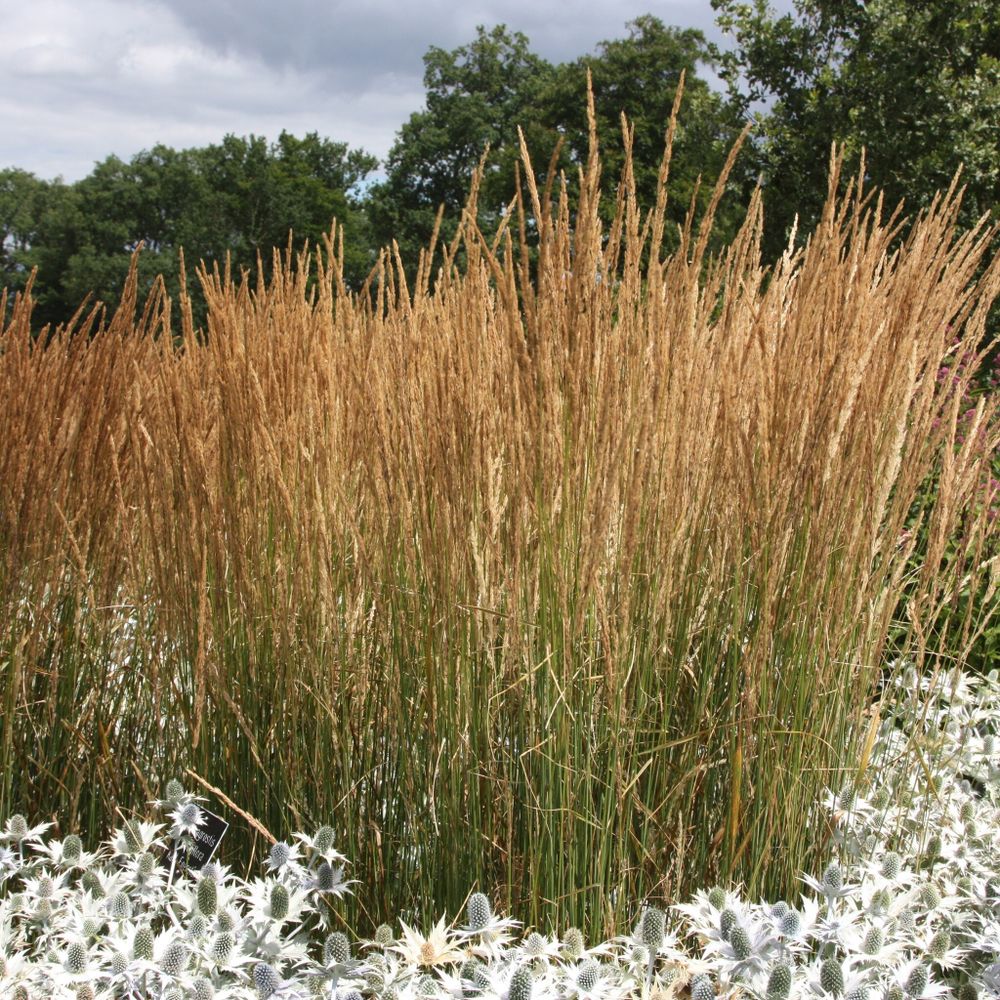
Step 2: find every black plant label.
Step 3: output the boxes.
[179,808,229,870]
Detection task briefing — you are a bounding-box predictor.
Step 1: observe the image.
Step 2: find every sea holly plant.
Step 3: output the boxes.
[2,666,1000,998]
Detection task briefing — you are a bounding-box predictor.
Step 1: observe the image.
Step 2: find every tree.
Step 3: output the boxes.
[269,131,377,284]
[3,133,378,331]
[1,169,48,292]
[543,15,748,248]
[370,19,749,276]
[368,25,559,267]
[0,170,85,329]
[713,0,1000,258]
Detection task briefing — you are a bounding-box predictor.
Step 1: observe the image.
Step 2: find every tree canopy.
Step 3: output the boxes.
[369,17,747,268]
[713,0,1000,255]
[3,133,376,330]
[367,25,558,266]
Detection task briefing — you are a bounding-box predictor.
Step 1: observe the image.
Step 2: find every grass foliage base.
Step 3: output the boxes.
[2,666,999,999]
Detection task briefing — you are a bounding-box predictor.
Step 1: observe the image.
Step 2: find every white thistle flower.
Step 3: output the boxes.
[108,820,165,857]
[391,916,468,968]
[0,815,52,845]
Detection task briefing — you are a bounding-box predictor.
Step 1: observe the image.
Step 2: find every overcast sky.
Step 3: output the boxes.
[2,0,792,184]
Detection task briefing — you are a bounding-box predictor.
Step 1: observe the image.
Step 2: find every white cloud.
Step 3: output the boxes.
[1,0,794,182]
[1,0,424,179]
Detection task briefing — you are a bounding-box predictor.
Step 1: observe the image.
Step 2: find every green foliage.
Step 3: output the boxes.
[370,18,747,273]
[543,15,748,246]
[368,25,557,266]
[4,133,377,330]
[194,132,376,281]
[0,169,48,291]
[0,169,80,322]
[713,0,1000,257]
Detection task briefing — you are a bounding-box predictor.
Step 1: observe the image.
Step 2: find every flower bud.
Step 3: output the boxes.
[63,834,83,864]
[134,925,154,961]
[905,964,929,998]
[197,876,218,916]
[66,941,88,975]
[193,979,215,1000]
[123,821,142,853]
[562,927,585,960]
[730,926,752,960]
[325,931,350,964]
[212,932,236,964]
[466,892,492,931]
[821,957,844,996]
[928,930,950,961]
[767,963,792,1000]
[578,961,600,991]
[268,842,291,870]
[880,853,901,880]
[253,963,281,999]
[822,863,843,894]
[314,825,336,854]
[509,966,533,1000]
[269,883,289,921]
[160,941,189,977]
[640,907,665,948]
[315,862,337,891]
[692,975,715,1000]
[863,926,884,955]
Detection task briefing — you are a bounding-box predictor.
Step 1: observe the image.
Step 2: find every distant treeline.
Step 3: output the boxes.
[2,2,999,329]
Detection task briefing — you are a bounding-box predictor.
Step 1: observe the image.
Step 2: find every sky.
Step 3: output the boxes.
[1,0,793,184]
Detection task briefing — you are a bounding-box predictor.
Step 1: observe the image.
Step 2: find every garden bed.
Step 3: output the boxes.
[3,665,998,999]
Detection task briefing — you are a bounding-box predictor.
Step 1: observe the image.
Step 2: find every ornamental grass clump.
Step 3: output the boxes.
[1,90,998,936]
